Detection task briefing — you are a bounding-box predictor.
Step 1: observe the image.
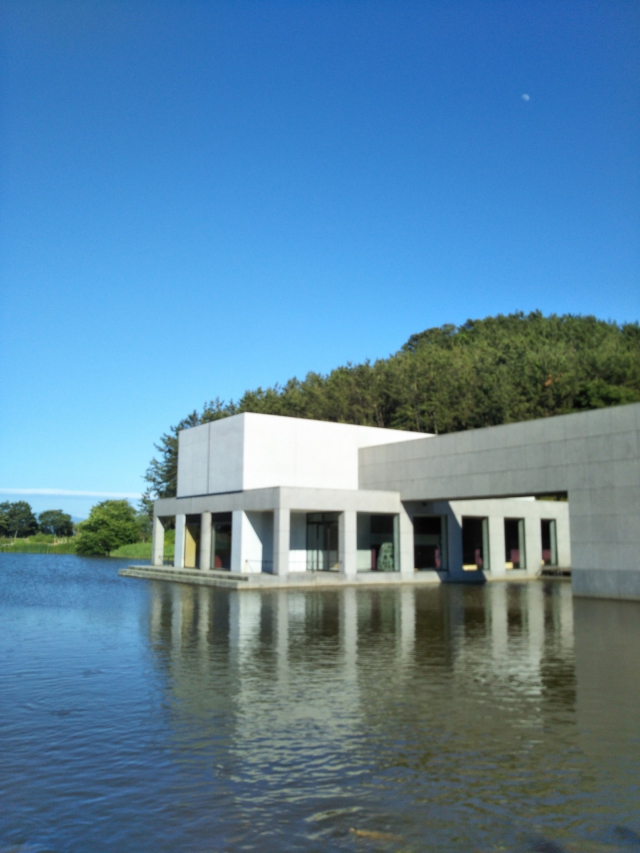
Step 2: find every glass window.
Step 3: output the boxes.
[504,518,526,569]
[413,515,447,571]
[462,517,489,571]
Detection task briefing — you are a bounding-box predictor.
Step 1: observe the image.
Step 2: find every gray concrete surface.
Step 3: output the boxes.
[360,403,640,600]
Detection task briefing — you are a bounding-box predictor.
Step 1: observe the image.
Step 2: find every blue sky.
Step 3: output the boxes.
[1,0,638,518]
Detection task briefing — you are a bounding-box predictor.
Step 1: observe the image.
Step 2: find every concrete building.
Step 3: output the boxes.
[359,402,640,600]
[124,409,601,593]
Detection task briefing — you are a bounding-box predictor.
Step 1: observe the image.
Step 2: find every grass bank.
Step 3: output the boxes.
[0,532,175,560]
[109,540,175,560]
[0,535,77,554]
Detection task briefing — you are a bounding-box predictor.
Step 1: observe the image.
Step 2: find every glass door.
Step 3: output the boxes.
[306,513,340,572]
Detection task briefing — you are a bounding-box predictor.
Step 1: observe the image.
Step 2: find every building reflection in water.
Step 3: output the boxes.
[147,580,578,725]
[146,578,638,849]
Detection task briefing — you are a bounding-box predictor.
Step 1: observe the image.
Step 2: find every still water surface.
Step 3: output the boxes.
[0,554,639,852]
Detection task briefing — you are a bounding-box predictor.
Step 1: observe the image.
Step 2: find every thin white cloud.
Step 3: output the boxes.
[0,488,142,499]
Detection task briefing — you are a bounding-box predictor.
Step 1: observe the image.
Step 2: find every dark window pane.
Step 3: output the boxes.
[413,516,441,536]
[370,515,394,535]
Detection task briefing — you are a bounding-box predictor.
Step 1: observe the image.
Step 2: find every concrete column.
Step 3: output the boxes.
[556,508,572,569]
[273,508,290,576]
[152,515,165,566]
[199,511,212,571]
[230,509,246,573]
[447,508,464,576]
[525,515,543,577]
[339,510,357,579]
[398,505,415,578]
[174,513,186,568]
[488,515,506,577]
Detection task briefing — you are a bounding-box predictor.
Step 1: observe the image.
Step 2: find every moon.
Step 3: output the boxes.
[522,94,530,101]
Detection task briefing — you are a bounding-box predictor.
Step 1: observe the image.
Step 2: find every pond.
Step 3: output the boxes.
[0,554,638,852]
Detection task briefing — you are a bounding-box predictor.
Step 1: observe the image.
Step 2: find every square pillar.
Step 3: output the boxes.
[231,510,270,574]
[557,508,572,569]
[230,510,246,574]
[152,515,165,566]
[398,505,414,578]
[199,512,212,570]
[174,513,186,569]
[273,508,290,577]
[339,510,357,579]
[525,515,543,577]
[447,508,463,576]
[488,515,506,577]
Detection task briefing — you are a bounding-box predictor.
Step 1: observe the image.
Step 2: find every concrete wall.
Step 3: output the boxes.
[230,510,273,574]
[178,416,245,496]
[177,412,428,497]
[360,403,640,600]
[159,485,404,518]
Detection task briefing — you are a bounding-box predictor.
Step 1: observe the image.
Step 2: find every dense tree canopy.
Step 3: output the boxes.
[144,312,640,500]
[0,501,39,538]
[38,509,74,537]
[76,500,140,556]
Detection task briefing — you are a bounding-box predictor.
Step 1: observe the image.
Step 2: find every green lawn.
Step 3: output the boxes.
[109,541,175,560]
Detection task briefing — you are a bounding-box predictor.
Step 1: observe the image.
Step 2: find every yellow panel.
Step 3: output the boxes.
[184,524,198,569]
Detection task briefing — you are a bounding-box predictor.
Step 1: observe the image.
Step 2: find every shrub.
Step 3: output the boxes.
[76,500,139,556]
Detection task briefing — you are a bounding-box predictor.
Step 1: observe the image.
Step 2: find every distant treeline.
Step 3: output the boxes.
[0,503,74,539]
[144,311,640,500]
[0,499,164,558]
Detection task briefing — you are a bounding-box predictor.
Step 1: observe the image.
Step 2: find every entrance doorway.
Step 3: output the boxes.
[211,520,232,570]
[504,518,525,569]
[413,515,447,570]
[306,513,339,572]
[462,516,489,571]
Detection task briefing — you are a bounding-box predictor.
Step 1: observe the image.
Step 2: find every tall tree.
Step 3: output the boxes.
[0,501,39,538]
[38,509,74,537]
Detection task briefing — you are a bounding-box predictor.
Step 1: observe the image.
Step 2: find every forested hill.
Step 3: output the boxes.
[144,312,640,500]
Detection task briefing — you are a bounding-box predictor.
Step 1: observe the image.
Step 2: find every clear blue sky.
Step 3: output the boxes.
[1,0,638,518]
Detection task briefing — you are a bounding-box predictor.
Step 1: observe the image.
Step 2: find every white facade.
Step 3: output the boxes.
[178,413,428,496]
